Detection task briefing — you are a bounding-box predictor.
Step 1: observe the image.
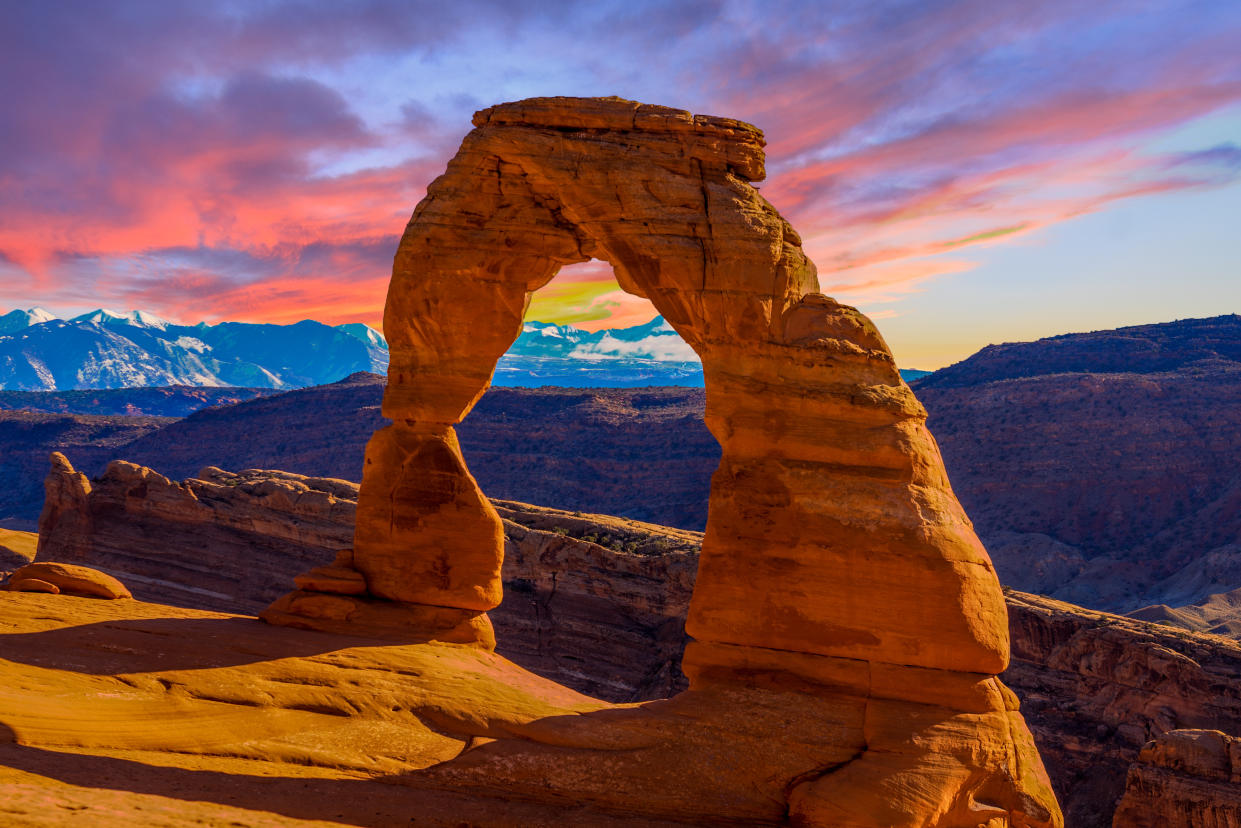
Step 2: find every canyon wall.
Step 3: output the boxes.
[1111,729,1241,827]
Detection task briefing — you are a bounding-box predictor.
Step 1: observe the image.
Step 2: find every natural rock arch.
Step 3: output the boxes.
[265,97,1061,826]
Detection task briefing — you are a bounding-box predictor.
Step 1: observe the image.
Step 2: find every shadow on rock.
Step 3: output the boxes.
[0,732,691,827]
[0,615,429,674]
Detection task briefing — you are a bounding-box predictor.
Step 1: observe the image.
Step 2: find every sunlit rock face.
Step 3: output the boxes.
[1112,730,1241,827]
[265,96,1061,826]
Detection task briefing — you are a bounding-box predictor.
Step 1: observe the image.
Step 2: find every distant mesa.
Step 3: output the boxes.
[912,313,1241,615]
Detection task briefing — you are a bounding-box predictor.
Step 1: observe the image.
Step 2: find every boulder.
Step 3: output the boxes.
[8,562,130,599]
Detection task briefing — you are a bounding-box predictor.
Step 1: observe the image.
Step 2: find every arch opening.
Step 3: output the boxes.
[446,257,715,700]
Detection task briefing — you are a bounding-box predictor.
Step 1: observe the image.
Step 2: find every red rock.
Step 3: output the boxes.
[1112,730,1241,827]
[9,561,130,599]
[37,461,360,612]
[264,96,1058,826]
[33,457,1241,824]
[7,577,59,594]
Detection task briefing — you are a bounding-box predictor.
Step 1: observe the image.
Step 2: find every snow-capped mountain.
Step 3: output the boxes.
[0,307,57,335]
[335,322,388,350]
[496,317,705,387]
[0,309,389,390]
[70,309,172,330]
[0,310,926,390]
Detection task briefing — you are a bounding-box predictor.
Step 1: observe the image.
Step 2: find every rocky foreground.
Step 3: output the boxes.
[25,458,1241,826]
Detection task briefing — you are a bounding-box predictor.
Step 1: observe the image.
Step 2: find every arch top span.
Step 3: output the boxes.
[382,96,830,426]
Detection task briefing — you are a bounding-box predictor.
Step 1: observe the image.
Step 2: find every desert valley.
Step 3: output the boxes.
[4,310,1241,825]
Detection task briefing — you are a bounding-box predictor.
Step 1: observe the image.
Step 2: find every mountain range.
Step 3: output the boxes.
[0,308,388,390]
[0,308,928,390]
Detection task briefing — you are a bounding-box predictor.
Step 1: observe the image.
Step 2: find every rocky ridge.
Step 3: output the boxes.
[1005,592,1241,825]
[37,456,696,702]
[0,385,277,417]
[912,314,1241,612]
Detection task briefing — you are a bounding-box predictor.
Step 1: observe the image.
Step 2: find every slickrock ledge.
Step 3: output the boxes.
[257,95,1059,825]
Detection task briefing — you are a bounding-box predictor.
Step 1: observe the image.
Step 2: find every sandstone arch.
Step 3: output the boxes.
[265,97,1060,826]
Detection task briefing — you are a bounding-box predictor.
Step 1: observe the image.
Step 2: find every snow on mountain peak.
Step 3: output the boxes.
[0,308,61,335]
[335,323,388,348]
[70,309,171,330]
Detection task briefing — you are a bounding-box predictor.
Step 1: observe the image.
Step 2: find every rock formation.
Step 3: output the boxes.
[3,561,130,598]
[37,459,702,701]
[39,458,1241,823]
[37,456,356,613]
[1112,730,1241,827]
[1006,592,1241,825]
[258,96,1058,825]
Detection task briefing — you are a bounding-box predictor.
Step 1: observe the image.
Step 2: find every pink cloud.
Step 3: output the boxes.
[1,1,1239,329]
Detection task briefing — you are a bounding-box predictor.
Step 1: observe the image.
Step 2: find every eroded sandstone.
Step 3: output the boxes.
[36,459,699,701]
[5,562,130,599]
[255,96,1058,826]
[1112,730,1241,827]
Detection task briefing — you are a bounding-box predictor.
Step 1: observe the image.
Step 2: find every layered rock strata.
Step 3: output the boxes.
[1006,593,1241,826]
[37,455,355,614]
[1112,730,1241,827]
[912,315,1241,612]
[261,96,1058,825]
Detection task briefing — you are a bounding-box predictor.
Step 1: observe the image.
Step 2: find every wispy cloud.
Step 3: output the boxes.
[0,0,1238,328]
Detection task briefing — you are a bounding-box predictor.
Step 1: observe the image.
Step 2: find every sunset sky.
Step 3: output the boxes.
[2,1,1239,368]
